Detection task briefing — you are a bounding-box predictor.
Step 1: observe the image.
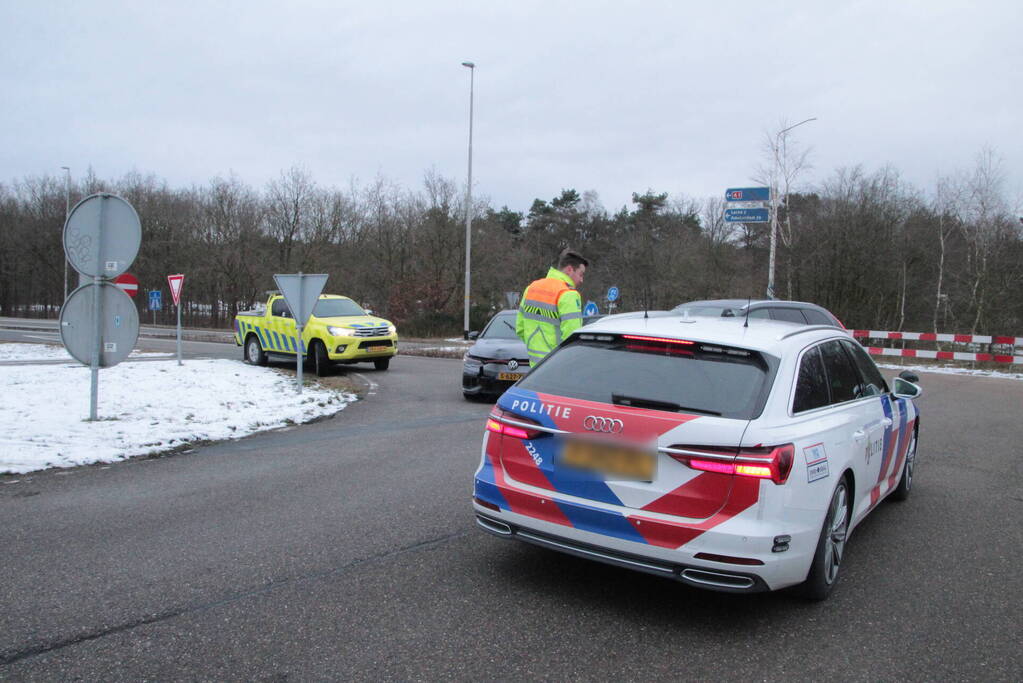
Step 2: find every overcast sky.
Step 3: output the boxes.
[2,1,1020,213]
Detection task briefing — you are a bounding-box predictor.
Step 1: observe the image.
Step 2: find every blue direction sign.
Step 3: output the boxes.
[583,301,599,316]
[606,286,619,302]
[725,208,770,223]
[725,187,771,202]
[148,289,162,311]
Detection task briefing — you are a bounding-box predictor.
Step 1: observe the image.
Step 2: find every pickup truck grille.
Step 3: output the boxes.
[353,326,389,337]
[358,340,393,349]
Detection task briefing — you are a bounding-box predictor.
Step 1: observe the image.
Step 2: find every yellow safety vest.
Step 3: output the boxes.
[515,267,583,364]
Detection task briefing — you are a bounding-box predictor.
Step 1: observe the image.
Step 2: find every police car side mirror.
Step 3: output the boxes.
[468,331,479,340]
[898,370,920,383]
[892,377,923,400]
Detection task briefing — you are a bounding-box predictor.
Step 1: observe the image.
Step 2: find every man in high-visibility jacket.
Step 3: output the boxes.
[516,249,588,364]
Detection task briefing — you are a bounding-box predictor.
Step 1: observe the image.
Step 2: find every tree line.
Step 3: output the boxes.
[1,152,1020,337]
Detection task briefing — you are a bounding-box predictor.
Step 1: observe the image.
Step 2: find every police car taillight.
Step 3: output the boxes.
[486,410,541,440]
[673,444,794,484]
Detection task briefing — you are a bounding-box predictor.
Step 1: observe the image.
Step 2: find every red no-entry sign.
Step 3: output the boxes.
[114,273,139,298]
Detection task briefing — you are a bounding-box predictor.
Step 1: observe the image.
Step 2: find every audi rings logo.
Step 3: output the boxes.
[583,415,624,434]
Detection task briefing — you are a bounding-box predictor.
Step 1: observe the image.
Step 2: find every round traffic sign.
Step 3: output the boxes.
[63,193,142,279]
[607,286,619,302]
[114,273,139,298]
[59,281,140,367]
[584,301,599,316]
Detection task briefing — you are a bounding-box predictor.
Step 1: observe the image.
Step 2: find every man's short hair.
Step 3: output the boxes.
[558,248,588,270]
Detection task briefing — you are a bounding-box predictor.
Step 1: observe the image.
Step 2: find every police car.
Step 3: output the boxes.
[472,314,922,599]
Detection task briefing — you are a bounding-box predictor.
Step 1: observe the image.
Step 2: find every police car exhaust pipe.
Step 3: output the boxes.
[680,568,756,590]
[476,515,513,536]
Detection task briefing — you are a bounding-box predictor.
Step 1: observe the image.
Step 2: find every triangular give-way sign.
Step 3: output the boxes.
[167,274,184,305]
[274,273,328,327]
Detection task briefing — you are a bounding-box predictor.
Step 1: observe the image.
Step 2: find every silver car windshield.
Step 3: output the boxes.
[482,314,519,340]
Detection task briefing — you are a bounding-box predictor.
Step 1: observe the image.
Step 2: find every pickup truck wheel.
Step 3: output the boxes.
[312,340,331,377]
[374,358,390,371]
[245,335,267,366]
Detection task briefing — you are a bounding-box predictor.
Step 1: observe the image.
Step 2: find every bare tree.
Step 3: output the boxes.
[755,118,815,299]
[955,148,1011,333]
[265,166,315,270]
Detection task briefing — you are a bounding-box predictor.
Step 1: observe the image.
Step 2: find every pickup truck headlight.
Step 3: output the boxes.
[327,326,350,337]
[387,324,397,335]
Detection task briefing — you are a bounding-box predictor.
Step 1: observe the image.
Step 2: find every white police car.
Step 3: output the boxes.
[472,314,921,599]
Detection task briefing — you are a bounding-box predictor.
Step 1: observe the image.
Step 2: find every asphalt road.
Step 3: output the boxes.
[0,317,466,363]
[1,352,1021,680]
[0,317,238,361]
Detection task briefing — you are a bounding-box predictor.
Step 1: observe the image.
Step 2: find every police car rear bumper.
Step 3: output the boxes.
[474,510,772,593]
[471,480,820,593]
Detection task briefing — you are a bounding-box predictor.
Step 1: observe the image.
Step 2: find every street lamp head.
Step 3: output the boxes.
[461,61,475,68]
[61,166,70,172]
[778,117,817,138]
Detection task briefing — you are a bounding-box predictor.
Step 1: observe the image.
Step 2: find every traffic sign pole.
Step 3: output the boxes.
[176,296,182,366]
[274,271,329,393]
[61,193,143,421]
[89,198,109,420]
[296,271,302,388]
[168,274,185,366]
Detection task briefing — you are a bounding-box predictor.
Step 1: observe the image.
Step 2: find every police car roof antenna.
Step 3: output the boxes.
[743,294,752,328]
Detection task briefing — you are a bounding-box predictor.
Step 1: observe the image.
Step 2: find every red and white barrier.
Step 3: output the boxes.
[852,330,1023,345]
[864,347,1023,364]
[852,330,1023,364]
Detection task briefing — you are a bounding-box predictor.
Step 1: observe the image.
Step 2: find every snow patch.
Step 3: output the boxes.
[1,346,354,474]
[0,343,167,361]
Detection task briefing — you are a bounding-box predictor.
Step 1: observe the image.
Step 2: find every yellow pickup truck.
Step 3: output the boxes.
[234,293,398,375]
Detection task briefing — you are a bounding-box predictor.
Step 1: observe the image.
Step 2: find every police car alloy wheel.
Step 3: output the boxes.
[799,478,849,600]
[891,431,917,502]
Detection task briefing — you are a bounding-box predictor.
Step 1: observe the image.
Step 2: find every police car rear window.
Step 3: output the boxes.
[517,336,776,420]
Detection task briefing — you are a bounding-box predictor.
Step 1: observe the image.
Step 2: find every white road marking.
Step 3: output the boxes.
[352,373,378,396]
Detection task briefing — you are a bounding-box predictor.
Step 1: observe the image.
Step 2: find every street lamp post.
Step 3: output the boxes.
[461,61,475,340]
[61,166,71,301]
[767,117,815,300]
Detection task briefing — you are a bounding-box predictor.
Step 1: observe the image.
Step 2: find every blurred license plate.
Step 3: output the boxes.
[561,440,656,480]
[366,345,389,352]
[497,372,524,381]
